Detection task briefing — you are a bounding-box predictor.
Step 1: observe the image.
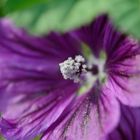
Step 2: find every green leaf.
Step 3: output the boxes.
[0,0,6,17]
[108,0,140,38]
[4,0,49,13]
[7,0,108,34]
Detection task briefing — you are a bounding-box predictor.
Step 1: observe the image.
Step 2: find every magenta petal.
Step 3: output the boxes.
[42,85,120,140]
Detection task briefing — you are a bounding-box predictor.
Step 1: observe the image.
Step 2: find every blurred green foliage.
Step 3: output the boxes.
[0,0,6,16]
[108,0,140,38]
[3,0,108,34]
[4,0,48,13]
[1,0,140,39]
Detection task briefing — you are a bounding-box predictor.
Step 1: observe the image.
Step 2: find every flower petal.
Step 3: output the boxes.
[42,84,120,140]
[109,53,140,106]
[72,15,108,57]
[0,18,81,110]
[106,105,140,140]
[0,84,77,140]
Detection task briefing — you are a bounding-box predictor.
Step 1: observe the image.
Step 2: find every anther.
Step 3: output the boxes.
[59,55,87,83]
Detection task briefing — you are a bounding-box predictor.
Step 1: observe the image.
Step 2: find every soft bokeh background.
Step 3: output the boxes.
[0,0,140,38]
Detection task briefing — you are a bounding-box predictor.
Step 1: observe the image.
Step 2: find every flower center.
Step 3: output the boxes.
[59,54,106,83]
[59,54,107,95]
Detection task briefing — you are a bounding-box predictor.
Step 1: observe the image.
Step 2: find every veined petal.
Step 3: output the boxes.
[106,105,140,140]
[109,53,140,106]
[0,18,81,110]
[73,14,140,107]
[42,84,120,140]
[72,15,108,57]
[0,84,77,140]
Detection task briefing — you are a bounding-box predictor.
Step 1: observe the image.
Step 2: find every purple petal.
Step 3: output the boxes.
[0,18,81,81]
[103,21,140,106]
[106,105,140,140]
[0,84,78,140]
[42,84,120,140]
[72,15,108,57]
[74,14,140,107]
[72,15,128,59]
[109,52,140,106]
[0,18,81,110]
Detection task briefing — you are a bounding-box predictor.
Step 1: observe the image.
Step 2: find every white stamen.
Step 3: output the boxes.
[75,55,85,63]
[59,55,87,83]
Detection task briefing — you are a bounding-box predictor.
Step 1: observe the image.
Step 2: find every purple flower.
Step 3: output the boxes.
[105,104,140,140]
[0,15,140,140]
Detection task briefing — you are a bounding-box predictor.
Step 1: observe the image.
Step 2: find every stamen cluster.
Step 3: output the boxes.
[59,55,87,83]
